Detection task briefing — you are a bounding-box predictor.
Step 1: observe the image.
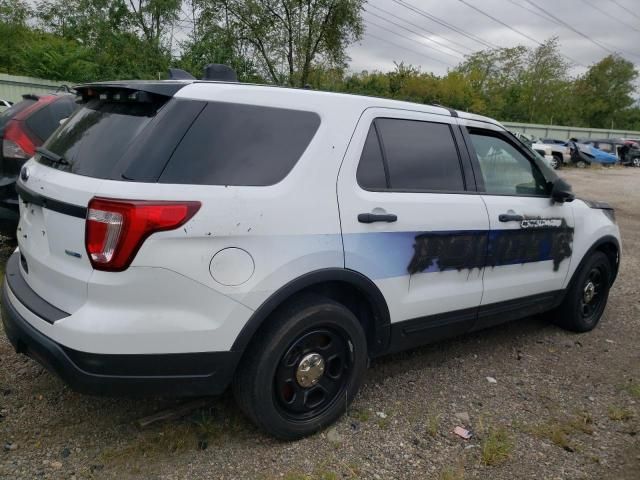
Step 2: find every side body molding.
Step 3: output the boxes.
[231,268,391,356]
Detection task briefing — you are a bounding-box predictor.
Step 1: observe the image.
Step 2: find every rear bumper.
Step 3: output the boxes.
[1,258,240,396]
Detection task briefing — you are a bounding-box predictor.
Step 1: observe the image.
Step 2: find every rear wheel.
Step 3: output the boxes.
[551,153,562,170]
[553,251,612,332]
[233,294,368,440]
[633,158,640,168]
[576,160,589,169]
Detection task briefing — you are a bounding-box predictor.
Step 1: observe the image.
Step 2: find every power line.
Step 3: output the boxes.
[581,0,640,33]
[523,0,640,61]
[363,10,464,60]
[365,22,455,67]
[390,0,498,50]
[506,0,559,24]
[522,0,616,55]
[610,0,640,21]
[457,0,585,67]
[365,30,455,68]
[366,3,474,55]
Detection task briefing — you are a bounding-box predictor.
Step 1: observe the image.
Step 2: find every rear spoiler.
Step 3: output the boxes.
[74,81,190,100]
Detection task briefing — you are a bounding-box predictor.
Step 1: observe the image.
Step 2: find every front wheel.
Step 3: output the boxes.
[551,154,562,170]
[633,158,640,168]
[553,251,612,332]
[233,294,368,440]
[575,160,589,169]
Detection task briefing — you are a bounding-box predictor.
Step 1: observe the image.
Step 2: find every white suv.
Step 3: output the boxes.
[1,76,620,440]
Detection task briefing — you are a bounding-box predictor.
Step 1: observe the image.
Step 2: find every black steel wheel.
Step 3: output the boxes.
[274,327,352,421]
[233,294,367,440]
[554,251,612,332]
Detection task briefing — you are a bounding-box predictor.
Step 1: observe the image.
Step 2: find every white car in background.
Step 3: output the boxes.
[513,132,570,169]
[0,99,12,113]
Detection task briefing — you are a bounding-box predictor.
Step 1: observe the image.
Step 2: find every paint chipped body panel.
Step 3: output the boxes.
[3,80,621,372]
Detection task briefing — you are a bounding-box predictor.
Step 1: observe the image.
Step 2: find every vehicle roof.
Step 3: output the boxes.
[75,79,504,129]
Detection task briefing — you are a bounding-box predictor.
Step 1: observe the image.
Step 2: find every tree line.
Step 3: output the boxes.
[1,0,638,130]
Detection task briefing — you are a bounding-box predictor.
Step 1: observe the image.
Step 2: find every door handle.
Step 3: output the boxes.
[499,213,524,222]
[358,213,398,223]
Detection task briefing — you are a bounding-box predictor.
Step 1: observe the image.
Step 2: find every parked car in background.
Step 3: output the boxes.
[540,138,568,145]
[0,93,77,233]
[512,132,568,169]
[567,139,617,167]
[619,141,640,167]
[0,99,12,113]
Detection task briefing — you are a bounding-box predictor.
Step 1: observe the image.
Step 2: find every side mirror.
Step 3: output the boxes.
[551,178,575,203]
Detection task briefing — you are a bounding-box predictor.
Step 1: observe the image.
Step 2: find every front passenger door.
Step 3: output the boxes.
[463,126,574,313]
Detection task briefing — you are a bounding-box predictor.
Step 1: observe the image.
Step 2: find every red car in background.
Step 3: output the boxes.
[0,93,77,233]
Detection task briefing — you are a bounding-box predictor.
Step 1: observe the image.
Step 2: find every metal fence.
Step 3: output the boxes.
[502,121,640,140]
[0,74,71,104]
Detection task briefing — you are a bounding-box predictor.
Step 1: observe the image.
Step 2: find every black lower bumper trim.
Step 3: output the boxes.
[1,280,240,396]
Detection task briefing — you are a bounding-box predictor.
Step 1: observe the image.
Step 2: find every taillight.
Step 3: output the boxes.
[2,122,35,159]
[86,198,201,271]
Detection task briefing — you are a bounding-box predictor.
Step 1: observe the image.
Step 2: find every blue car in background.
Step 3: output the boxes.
[567,140,617,167]
[588,145,618,165]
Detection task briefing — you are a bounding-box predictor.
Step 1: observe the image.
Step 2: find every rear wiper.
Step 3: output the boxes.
[36,147,69,166]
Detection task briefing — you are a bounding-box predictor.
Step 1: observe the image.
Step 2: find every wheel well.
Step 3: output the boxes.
[233,274,391,359]
[595,241,619,284]
[302,281,380,354]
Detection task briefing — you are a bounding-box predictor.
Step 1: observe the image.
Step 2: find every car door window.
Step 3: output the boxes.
[357,118,465,192]
[597,142,613,152]
[468,130,549,196]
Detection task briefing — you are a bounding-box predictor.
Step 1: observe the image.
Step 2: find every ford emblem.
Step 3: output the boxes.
[20,166,30,182]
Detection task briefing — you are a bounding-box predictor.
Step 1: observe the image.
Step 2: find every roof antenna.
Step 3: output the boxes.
[168,68,196,80]
[202,64,238,82]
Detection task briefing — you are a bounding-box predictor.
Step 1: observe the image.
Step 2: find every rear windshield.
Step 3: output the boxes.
[25,96,77,141]
[0,99,36,130]
[39,96,320,186]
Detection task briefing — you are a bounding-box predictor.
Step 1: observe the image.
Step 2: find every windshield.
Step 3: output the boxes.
[41,98,162,178]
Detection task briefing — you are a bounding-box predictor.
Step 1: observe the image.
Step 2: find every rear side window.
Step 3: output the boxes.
[159,102,320,186]
[357,118,465,192]
[356,124,388,189]
[25,97,76,141]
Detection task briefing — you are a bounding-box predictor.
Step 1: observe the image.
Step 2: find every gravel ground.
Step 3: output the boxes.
[0,167,639,480]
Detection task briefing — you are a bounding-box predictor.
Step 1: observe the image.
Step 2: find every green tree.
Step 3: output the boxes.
[0,0,31,74]
[194,0,364,87]
[572,54,638,128]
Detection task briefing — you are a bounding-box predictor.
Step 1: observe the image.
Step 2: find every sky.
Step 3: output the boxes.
[347,0,640,79]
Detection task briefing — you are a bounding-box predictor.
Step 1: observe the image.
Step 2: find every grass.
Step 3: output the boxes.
[608,406,634,421]
[438,465,465,480]
[526,412,594,452]
[480,428,513,466]
[623,382,640,399]
[426,414,440,437]
[349,408,371,423]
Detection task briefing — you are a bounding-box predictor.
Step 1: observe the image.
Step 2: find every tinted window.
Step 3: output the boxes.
[356,124,388,189]
[25,97,76,141]
[0,99,36,130]
[469,131,549,196]
[375,118,464,191]
[159,102,320,186]
[596,142,613,152]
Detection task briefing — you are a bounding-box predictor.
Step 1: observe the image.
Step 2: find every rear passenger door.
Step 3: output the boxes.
[337,109,490,349]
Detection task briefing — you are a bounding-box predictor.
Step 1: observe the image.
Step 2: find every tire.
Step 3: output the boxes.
[576,160,589,169]
[233,294,368,440]
[633,158,640,168]
[551,153,562,170]
[553,251,612,333]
